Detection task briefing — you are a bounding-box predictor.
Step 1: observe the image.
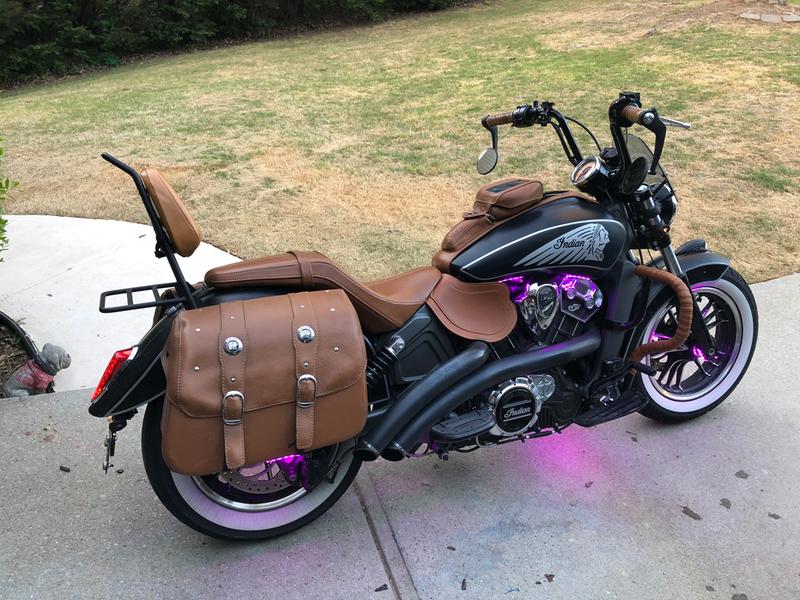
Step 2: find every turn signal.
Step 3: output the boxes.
[92,347,135,401]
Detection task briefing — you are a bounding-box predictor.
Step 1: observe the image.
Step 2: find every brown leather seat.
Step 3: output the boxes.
[205,251,442,334]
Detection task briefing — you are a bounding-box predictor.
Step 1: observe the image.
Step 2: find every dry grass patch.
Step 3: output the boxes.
[0,0,798,282]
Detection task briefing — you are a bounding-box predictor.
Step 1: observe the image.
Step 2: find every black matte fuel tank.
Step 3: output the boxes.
[450,196,628,282]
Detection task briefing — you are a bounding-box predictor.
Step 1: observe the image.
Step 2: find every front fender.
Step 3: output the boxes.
[645,248,730,303]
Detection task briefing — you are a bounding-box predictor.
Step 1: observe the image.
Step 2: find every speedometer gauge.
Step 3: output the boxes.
[570,156,607,191]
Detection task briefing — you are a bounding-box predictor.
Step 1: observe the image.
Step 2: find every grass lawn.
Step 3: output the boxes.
[0,0,798,283]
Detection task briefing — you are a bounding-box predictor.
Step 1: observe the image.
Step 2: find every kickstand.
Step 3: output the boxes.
[101,410,136,474]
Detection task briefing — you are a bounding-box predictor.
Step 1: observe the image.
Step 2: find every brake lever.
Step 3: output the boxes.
[661,116,692,129]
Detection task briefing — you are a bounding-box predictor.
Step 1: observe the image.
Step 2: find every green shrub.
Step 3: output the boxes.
[0,0,467,85]
[0,138,17,258]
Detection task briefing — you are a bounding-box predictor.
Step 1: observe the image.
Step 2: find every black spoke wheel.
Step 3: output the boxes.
[636,267,758,423]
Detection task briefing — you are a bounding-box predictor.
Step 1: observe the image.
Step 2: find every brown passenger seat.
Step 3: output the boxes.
[205,251,442,334]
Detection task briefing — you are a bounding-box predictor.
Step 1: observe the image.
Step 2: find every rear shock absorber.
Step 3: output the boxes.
[365,336,405,387]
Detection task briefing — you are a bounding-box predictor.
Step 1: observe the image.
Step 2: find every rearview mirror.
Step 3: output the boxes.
[476,148,498,175]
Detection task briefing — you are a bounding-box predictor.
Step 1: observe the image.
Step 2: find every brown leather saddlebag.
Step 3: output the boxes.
[160,289,367,475]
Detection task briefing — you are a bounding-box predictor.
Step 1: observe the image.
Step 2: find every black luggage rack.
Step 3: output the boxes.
[97,152,198,314]
[99,282,189,314]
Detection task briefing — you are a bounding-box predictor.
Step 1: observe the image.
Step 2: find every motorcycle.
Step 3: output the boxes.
[89,91,758,540]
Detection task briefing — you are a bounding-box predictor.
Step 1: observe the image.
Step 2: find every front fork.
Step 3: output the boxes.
[660,244,716,355]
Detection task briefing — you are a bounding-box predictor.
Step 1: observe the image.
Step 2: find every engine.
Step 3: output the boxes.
[478,367,583,442]
[507,274,603,345]
[382,275,604,452]
[474,274,602,441]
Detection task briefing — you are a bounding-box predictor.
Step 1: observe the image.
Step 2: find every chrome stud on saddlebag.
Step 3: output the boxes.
[223,337,243,355]
[297,326,315,343]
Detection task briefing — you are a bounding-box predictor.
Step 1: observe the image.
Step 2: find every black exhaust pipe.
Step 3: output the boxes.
[382,325,601,461]
[354,341,490,460]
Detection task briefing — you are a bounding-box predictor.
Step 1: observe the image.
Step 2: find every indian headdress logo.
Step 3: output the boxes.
[515,223,611,267]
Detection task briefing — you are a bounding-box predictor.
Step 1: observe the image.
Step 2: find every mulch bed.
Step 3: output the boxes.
[0,323,29,397]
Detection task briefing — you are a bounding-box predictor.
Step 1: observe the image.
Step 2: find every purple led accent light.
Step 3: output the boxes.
[556,274,602,310]
[557,274,598,295]
[501,273,601,305]
[557,273,594,290]
[691,346,707,361]
[500,275,531,303]
[650,333,671,342]
[268,453,303,464]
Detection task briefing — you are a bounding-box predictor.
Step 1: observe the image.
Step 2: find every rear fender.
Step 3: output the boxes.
[89,286,286,417]
[88,311,174,417]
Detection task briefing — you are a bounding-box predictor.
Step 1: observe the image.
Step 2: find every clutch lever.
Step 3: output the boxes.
[661,116,692,129]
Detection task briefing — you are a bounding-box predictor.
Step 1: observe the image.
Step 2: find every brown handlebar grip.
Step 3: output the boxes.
[484,112,514,127]
[621,105,647,125]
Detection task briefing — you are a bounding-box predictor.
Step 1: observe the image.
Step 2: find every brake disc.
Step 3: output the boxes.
[219,462,295,495]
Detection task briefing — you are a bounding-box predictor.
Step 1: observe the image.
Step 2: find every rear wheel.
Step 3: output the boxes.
[636,267,757,423]
[141,399,361,540]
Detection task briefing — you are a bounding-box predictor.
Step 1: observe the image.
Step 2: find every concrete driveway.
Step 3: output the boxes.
[0,215,239,391]
[1,214,798,598]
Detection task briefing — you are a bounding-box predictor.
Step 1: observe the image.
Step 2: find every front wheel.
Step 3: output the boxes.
[141,399,361,540]
[635,267,758,423]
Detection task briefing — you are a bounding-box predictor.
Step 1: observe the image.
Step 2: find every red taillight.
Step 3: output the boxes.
[92,347,135,401]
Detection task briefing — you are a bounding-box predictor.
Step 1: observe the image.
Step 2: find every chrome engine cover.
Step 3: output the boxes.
[519,283,560,335]
[488,374,556,437]
[558,275,604,323]
[515,275,604,343]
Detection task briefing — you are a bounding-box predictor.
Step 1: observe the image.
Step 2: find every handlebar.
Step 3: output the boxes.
[480,102,584,168]
[620,104,651,125]
[483,112,514,127]
[613,98,667,176]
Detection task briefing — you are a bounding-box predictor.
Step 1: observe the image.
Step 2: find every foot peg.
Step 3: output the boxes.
[573,390,648,427]
[629,361,657,376]
[430,408,494,443]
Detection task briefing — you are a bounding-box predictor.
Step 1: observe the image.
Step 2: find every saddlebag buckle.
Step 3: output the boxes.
[222,391,244,425]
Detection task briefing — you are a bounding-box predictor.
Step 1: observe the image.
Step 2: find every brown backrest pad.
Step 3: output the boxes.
[426,274,516,343]
[163,289,366,418]
[140,167,201,257]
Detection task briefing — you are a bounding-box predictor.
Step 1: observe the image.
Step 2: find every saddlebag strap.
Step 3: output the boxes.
[289,292,320,450]
[219,300,248,470]
[289,250,315,289]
